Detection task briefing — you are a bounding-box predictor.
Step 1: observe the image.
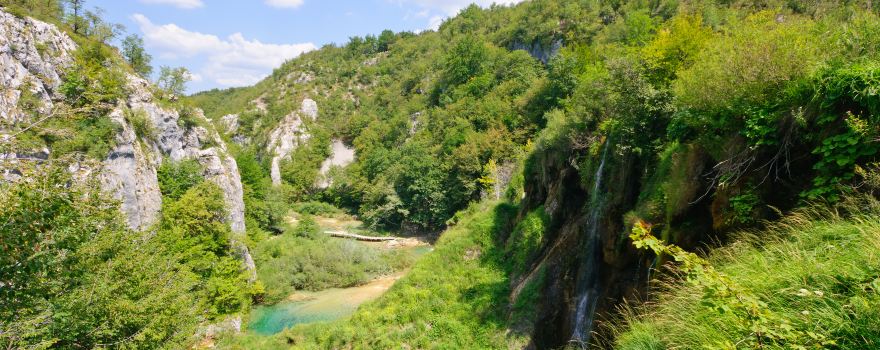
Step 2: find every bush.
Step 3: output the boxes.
[292,201,343,216]
[157,159,204,201]
[285,202,525,349]
[125,108,156,141]
[506,206,548,274]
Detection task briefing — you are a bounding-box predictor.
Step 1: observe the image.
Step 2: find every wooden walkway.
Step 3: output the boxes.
[325,231,397,242]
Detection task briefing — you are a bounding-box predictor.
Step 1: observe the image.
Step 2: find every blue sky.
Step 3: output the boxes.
[88,0,523,93]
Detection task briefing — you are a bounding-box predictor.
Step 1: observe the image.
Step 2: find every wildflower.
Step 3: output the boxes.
[813,290,824,297]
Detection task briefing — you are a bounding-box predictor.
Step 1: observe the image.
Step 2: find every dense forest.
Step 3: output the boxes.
[2,0,880,348]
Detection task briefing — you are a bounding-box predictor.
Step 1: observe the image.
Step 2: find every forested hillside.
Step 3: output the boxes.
[4,0,880,348]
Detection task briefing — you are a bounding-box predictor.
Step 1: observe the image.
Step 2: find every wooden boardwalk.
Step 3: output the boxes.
[325,231,397,242]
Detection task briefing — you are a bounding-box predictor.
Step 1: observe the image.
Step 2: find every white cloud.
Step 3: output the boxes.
[132,14,316,88]
[139,0,204,9]
[394,0,524,16]
[427,15,444,30]
[392,0,524,30]
[265,0,305,9]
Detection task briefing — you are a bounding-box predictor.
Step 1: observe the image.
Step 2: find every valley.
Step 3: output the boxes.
[2,0,880,349]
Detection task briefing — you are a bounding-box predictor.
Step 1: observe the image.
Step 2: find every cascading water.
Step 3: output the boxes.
[570,139,611,346]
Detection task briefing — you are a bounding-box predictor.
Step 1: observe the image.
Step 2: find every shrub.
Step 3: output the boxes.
[673,12,821,115]
[292,201,343,216]
[506,206,549,274]
[157,159,204,201]
[0,166,202,349]
[125,108,156,141]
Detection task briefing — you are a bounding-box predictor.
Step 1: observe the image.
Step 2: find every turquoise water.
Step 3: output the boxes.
[248,243,433,335]
[248,296,355,335]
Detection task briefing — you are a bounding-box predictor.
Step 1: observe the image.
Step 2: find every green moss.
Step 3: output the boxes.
[506,206,549,274]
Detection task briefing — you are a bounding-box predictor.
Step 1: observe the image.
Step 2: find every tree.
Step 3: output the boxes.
[64,0,85,34]
[82,7,123,43]
[377,29,396,52]
[157,66,191,97]
[122,34,153,77]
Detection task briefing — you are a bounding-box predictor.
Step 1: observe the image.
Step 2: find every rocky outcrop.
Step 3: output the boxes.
[220,113,239,133]
[268,98,317,185]
[317,139,355,188]
[512,40,562,64]
[102,108,163,230]
[0,10,254,278]
[0,11,75,124]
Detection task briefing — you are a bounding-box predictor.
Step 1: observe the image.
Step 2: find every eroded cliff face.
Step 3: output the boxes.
[0,10,253,276]
[509,140,717,349]
[268,97,317,185]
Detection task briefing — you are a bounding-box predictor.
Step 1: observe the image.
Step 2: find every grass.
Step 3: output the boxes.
[252,219,415,304]
[611,196,880,349]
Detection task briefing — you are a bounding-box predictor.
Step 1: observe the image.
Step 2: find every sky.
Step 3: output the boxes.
[88,0,524,93]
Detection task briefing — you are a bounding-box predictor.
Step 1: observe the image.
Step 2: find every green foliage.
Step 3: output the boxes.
[122,34,153,77]
[727,189,761,226]
[506,206,548,274]
[3,0,64,22]
[282,202,527,349]
[125,107,156,141]
[627,221,836,349]
[674,12,821,116]
[805,62,880,201]
[279,134,332,200]
[157,158,204,201]
[236,148,287,234]
[618,196,880,349]
[0,166,203,349]
[47,112,121,159]
[292,201,343,216]
[290,215,320,238]
[36,39,128,160]
[157,66,191,97]
[252,222,414,304]
[641,14,712,84]
[156,181,251,318]
[176,104,204,129]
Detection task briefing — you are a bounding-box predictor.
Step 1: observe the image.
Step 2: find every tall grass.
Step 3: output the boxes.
[253,220,415,304]
[611,173,880,349]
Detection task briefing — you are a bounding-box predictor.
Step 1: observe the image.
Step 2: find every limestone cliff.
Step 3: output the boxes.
[268,97,317,185]
[0,10,253,277]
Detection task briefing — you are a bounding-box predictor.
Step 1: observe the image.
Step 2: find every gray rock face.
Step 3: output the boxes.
[268,98,316,185]
[317,139,355,189]
[109,76,248,238]
[220,114,239,134]
[0,11,76,124]
[102,108,163,230]
[512,39,562,64]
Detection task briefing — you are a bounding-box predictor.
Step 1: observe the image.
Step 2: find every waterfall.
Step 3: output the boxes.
[570,139,611,345]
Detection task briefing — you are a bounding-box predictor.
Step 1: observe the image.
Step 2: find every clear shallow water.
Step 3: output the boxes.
[248,244,433,335]
[248,275,398,335]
